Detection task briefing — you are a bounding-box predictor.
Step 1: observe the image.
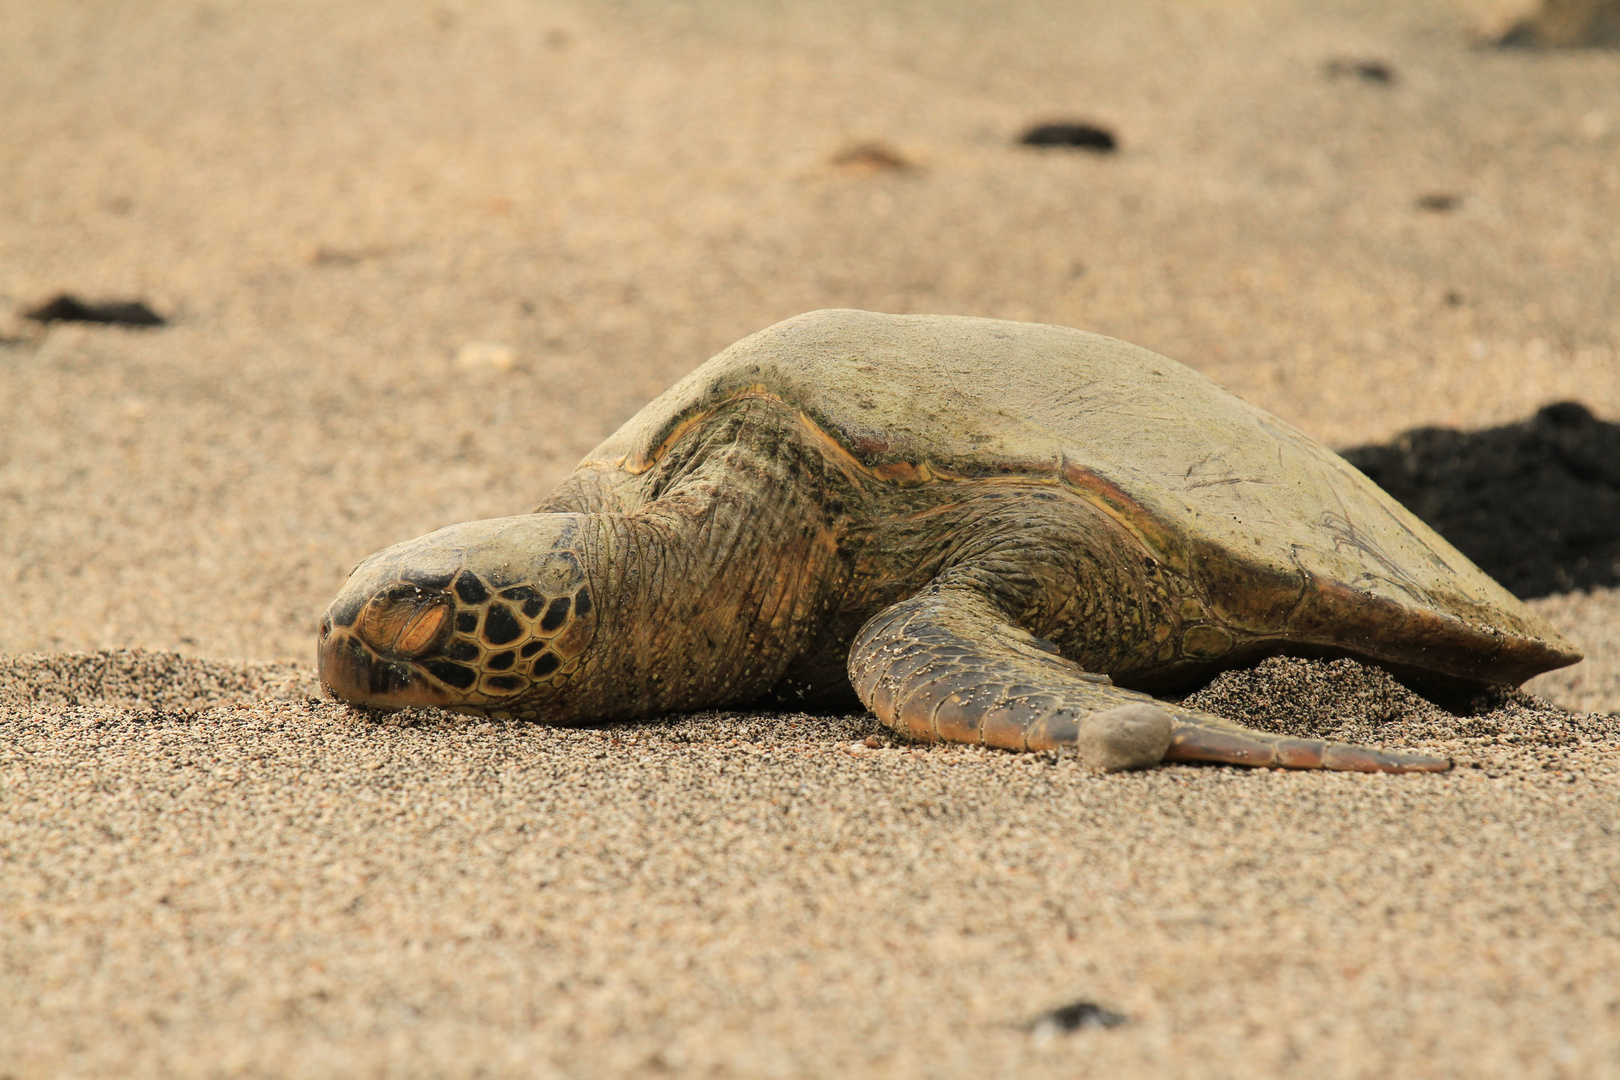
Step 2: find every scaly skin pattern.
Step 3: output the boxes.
[319,311,1581,773]
[326,395,1445,772]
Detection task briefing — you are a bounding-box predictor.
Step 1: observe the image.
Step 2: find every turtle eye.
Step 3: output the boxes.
[395,603,450,654]
[358,585,452,657]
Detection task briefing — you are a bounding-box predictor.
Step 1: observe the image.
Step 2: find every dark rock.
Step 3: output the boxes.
[1416,193,1461,212]
[1029,1000,1127,1035]
[1495,0,1620,48]
[1324,58,1397,83]
[1018,123,1118,153]
[1341,402,1620,598]
[24,294,166,327]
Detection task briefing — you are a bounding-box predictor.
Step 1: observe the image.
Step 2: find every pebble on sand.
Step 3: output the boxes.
[1323,57,1397,83]
[828,141,914,174]
[454,341,518,372]
[23,294,166,327]
[1029,1000,1129,1043]
[1018,122,1118,153]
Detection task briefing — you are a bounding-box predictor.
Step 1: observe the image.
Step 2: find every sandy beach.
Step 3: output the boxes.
[3,1,1619,1076]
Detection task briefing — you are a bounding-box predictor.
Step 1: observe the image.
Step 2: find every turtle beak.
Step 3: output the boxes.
[317,588,457,709]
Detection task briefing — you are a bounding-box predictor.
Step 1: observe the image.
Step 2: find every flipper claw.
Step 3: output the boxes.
[1164,718,1451,773]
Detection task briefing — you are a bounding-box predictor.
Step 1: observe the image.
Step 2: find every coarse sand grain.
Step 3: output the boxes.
[0,648,316,711]
[2,652,1619,1078]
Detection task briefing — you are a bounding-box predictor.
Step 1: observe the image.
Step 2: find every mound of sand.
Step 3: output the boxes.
[0,648,316,711]
[1183,654,1617,761]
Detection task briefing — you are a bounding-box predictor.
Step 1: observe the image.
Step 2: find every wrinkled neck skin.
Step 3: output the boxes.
[318,483,848,722]
[580,502,841,717]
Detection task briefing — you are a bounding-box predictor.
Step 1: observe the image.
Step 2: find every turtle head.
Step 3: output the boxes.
[318,515,599,717]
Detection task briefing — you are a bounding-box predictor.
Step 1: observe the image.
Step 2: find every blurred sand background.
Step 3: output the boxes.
[2,0,1619,1076]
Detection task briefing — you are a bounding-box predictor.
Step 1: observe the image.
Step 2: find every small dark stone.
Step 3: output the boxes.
[1019,122,1117,153]
[308,247,366,267]
[24,294,166,327]
[1444,290,1465,306]
[1341,401,1620,597]
[1324,57,1397,83]
[1030,1000,1127,1034]
[1416,193,1460,212]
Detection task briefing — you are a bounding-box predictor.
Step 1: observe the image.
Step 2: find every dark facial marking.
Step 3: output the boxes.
[483,603,523,645]
[500,585,539,603]
[454,571,490,605]
[532,652,561,677]
[522,597,545,619]
[424,659,477,689]
[573,588,592,617]
[540,596,571,633]
[486,675,524,692]
[447,640,481,662]
[330,594,363,628]
[415,571,455,590]
[520,641,543,658]
[368,661,414,696]
[487,650,516,671]
[455,610,479,633]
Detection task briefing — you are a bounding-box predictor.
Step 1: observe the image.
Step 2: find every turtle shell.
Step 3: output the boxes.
[582,309,1578,686]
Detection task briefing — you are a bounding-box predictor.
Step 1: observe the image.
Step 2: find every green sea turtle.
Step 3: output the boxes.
[318,310,1580,772]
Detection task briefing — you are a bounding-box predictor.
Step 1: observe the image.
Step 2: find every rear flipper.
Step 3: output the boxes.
[848,588,1451,774]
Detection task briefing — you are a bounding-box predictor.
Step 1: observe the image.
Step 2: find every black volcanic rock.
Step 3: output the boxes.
[1342,402,1620,598]
[24,294,166,327]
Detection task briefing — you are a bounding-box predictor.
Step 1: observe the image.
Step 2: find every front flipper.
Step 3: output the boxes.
[848,588,1451,774]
